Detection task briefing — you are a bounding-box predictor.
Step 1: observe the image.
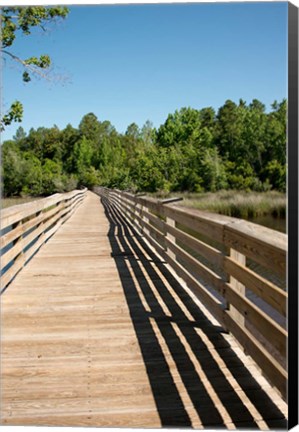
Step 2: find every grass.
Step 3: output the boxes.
[153,190,286,219]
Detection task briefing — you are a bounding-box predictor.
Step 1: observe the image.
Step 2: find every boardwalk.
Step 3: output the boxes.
[1,191,287,428]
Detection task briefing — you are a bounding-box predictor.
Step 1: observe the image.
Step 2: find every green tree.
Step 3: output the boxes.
[73,137,93,173]
[1,143,24,196]
[60,123,81,171]
[201,148,227,192]
[215,99,245,160]
[241,99,267,173]
[79,113,101,141]
[199,107,216,130]
[13,126,27,142]
[21,152,43,196]
[264,99,287,165]
[1,6,69,129]
[132,148,166,192]
[141,120,156,148]
[79,167,101,189]
[125,123,140,140]
[42,159,64,195]
[1,100,287,197]
[156,107,201,148]
[262,160,286,192]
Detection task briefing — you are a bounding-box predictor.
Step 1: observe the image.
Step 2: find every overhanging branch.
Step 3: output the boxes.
[1,49,51,81]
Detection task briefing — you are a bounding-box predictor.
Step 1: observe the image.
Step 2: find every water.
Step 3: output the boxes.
[248,214,286,233]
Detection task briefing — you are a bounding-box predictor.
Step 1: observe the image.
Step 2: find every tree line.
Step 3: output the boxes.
[1,98,286,197]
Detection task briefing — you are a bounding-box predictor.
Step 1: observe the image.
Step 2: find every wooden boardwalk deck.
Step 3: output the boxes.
[1,191,287,428]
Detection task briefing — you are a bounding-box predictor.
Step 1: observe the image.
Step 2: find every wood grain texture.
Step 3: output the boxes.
[1,191,287,428]
[224,256,287,316]
[96,188,287,397]
[1,190,86,292]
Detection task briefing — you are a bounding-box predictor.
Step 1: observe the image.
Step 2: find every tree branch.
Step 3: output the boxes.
[1,49,51,81]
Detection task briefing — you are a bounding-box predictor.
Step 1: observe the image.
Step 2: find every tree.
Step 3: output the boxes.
[215,100,244,160]
[125,123,140,140]
[262,160,286,192]
[1,100,287,197]
[199,107,216,130]
[241,99,266,173]
[60,124,81,171]
[264,99,287,165]
[1,144,24,196]
[21,152,43,196]
[201,148,227,192]
[42,159,64,195]
[79,113,101,141]
[141,120,156,147]
[156,107,201,148]
[73,137,93,176]
[13,126,26,142]
[1,6,69,129]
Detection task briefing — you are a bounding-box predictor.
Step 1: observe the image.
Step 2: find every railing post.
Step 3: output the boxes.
[166,215,176,260]
[134,196,141,233]
[135,194,146,234]
[229,248,246,327]
[141,201,150,238]
[117,190,124,215]
[163,198,182,259]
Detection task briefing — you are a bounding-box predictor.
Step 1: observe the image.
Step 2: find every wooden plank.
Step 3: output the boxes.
[1,254,25,292]
[1,212,42,250]
[1,189,86,230]
[110,197,167,251]
[1,195,85,290]
[166,214,176,261]
[223,256,287,316]
[164,237,225,294]
[2,206,63,269]
[160,247,225,326]
[222,310,287,399]
[1,191,162,427]
[229,249,246,327]
[1,196,83,270]
[166,223,224,268]
[224,221,286,279]
[136,196,165,218]
[224,282,287,356]
[1,219,59,291]
[136,223,166,259]
[1,194,61,229]
[138,207,166,234]
[2,188,287,427]
[163,205,227,244]
[138,217,166,249]
[101,188,288,390]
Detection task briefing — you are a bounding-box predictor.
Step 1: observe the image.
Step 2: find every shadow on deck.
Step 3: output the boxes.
[101,195,287,429]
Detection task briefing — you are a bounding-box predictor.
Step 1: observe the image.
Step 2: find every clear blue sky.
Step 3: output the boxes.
[2,2,288,141]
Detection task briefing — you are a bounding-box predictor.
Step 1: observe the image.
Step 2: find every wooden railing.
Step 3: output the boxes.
[95,186,287,399]
[1,188,87,293]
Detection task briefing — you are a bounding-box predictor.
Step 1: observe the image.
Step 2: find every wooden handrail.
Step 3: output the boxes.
[1,188,87,293]
[94,186,287,399]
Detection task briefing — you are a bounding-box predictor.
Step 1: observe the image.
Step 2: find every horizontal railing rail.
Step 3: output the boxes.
[1,188,87,293]
[94,186,287,399]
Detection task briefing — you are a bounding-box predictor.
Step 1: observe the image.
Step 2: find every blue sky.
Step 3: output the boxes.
[2,2,288,141]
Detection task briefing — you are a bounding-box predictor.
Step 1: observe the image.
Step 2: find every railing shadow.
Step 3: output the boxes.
[100,195,287,429]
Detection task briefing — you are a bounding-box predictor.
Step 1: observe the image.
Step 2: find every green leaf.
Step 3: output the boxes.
[22,71,31,82]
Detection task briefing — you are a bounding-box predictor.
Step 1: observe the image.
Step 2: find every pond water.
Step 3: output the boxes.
[248,214,286,234]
